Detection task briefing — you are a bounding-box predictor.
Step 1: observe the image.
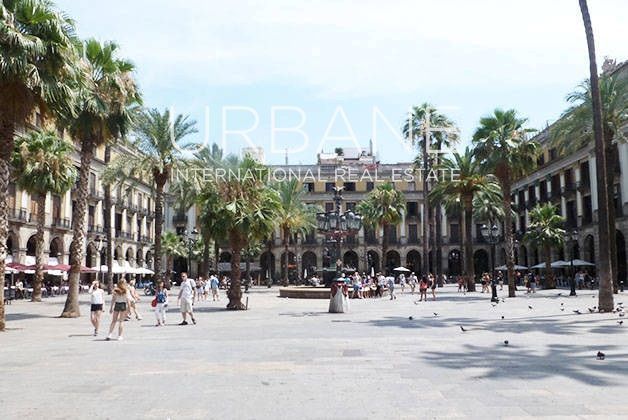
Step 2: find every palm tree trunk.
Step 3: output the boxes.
[382,223,389,275]
[62,137,95,317]
[579,0,614,311]
[103,145,114,293]
[462,195,475,291]
[202,238,210,278]
[214,242,220,273]
[603,128,618,293]
[0,120,15,331]
[422,149,430,275]
[227,230,245,310]
[434,203,443,283]
[32,193,46,302]
[282,227,289,286]
[266,239,273,283]
[499,173,516,297]
[153,180,165,282]
[543,243,555,289]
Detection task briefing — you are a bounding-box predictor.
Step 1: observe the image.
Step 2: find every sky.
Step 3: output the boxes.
[56,0,627,165]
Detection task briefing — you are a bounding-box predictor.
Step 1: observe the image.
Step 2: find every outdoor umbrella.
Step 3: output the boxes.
[570,259,595,267]
[550,260,570,268]
[495,264,528,271]
[393,267,411,272]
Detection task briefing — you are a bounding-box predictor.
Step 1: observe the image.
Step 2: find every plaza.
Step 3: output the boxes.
[1,285,627,419]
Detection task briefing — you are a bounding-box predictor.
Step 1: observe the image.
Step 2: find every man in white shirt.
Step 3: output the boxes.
[177,272,196,325]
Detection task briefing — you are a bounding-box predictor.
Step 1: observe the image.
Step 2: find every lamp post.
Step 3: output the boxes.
[95,235,107,286]
[184,228,199,277]
[316,186,362,285]
[481,223,501,303]
[569,229,578,296]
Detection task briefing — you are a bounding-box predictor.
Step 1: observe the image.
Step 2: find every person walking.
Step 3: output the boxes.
[88,280,105,336]
[210,274,220,301]
[399,273,406,294]
[154,281,168,326]
[178,272,196,325]
[430,274,437,300]
[106,280,130,341]
[418,277,428,302]
[408,272,417,294]
[126,279,142,321]
[387,275,396,300]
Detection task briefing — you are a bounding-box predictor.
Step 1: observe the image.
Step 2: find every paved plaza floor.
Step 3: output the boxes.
[1,284,627,419]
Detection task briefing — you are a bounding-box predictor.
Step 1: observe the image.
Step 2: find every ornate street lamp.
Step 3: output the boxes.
[569,229,579,296]
[480,223,501,302]
[184,228,199,276]
[317,186,362,284]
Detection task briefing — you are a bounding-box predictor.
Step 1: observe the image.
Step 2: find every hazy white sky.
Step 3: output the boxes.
[57,0,627,164]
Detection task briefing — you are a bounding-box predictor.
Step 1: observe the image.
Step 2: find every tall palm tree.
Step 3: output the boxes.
[0,0,79,331]
[472,109,539,297]
[274,179,316,286]
[551,73,626,293]
[161,231,185,284]
[357,183,405,275]
[199,156,280,309]
[12,130,77,301]
[577,0,615,312]
[403,103,458,276]
[108,108,197,283]
[60,39,139,318]
[524,203,566,289]
[429,147,499,291]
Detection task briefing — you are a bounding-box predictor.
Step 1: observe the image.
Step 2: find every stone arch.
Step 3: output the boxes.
[406,249,421,274]
[301,251,317,277]
[114,245,123,261]
[447,249,461,276]
[26,235,37,256]
[49,236,63,259]
[260,251,276,279]
[473,249,489,276]
[85,242,98,268]
[136,248,144,266]
[6,231,19,256]
[125,246,135,263]
[367,250,380,274]
[219,251,232,263]
[385,250,400,274]
[343,250,359,271]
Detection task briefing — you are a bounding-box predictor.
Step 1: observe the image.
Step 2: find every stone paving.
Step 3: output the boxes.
[1,284,627,419]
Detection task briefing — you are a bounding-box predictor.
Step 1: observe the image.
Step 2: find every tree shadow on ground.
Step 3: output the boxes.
[416,342,628,386]
[361,313,625,336]
[6,313,51,321]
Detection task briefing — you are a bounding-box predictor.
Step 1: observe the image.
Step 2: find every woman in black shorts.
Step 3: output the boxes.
[106,280,130,341]
[88,280,105,336]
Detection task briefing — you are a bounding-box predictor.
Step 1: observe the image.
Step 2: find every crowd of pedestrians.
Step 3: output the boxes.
[325,271,440,302]
[87,271,227,340]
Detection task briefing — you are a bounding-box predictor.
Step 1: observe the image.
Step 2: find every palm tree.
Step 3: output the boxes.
[357,183,405,275]
[577,0,615,312]
[524,203,566,289]
[403,103,458,276]
[0,0,79,330]
[199,156,280,309]
[12,131,77,301]
[108,108,197,283]
[161,231,186,284]
[274,179,316,286]
[429,147,499,291]
[551,73,626,294]
[472,109,539,297]
[242,242,262,285]
[60,39,139,318]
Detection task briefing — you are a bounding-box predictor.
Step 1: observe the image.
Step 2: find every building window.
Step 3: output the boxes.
[345,202,356,211]
[325,182,335,192]
[549,148,558,161]
[449,224,460,243]
[580,161,590,187]
[583,195,592,224]
[407,181,415,191]
[325,202,334,212]
[537,153,545,166]
[408,224,418,243]
[406,201,418,217]
[539,181,548,202]
[344,182,356,192]
[566,200,577,227]
[366,182,374,192]
[303,183,314,192]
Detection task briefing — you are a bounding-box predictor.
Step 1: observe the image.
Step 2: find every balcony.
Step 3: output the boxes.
[51,217,72,230]
[448,236,460,245]
[407,236,420,245]
[365,236,378,245]
[561,183,577,195]
[172,213,188,225]
[140,234,151,243]
[127,204,139,214]
[88,188,104,201]
[115,230,134,240]
[87,224,104,235]
[526,199,537,210]
[8,208,29,223]
[550,189,561,200]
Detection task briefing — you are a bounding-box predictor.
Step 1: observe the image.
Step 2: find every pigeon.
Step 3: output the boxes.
[504,340,509,346]
[433,312,439,317]
[573,310,582,314]
[619,312,625,317]
[501,316,505,319]
[597,351,605,360]
[557,293,563,296]
[460,325,467,332]
[618,320,624,325]
[528,305,533,310]
[491,303,497,307]
[588,308,595,313]
[560,308,565,312]
[408,316,413,320]
[561,302,564,306]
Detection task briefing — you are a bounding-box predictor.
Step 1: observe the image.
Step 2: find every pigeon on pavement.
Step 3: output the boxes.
[460,326,467,332]
[573,310,582,314]
[597,351,605,360]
